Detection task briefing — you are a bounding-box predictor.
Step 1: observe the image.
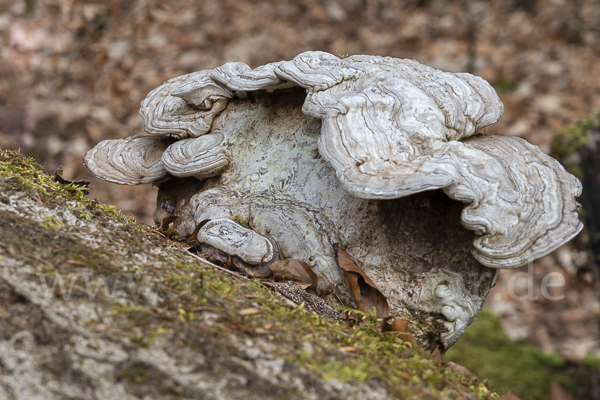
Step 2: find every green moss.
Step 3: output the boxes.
[113,304,153,325]
[43,215,64,230]
[583,355,600,369]
[119,367,150,384]
[445,307,570,399]
[204,281,495,398]
[333,50,350,59]
[233,213,250,229]
[550,114,598,179]
[130,327,173,348]
[0,149,141,227]
[494,80,517,95]
[108,257,497,397]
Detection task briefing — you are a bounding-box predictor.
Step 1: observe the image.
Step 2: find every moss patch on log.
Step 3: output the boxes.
[445,307,572,399]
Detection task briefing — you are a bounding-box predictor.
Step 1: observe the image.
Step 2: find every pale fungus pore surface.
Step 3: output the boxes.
[84,51,583,348]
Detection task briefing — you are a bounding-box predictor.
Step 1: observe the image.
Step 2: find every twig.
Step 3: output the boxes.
[186,251,249,281]
[170,288,192,300]
[102,230,117,245]
[208,284,242,303]
[310,295,318,310]
[22,253,56,270]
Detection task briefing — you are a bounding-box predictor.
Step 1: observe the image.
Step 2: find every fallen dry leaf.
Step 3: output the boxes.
[231,257,273,279]
[549,381,575,400]
[164,222,179,239]
[337,248,389,319]
[281,297,298,307]
[430,348,443,365]
[445,362,478,382]
[159,216,180,239]
[160,216,178,232]
[271,259,319,294]
[382,316,410,332]
[382,316,416,345]
[338,346,359,353]
[238,308,263,316]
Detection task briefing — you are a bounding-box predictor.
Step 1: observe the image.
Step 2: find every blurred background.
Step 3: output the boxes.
[1,0,600,397]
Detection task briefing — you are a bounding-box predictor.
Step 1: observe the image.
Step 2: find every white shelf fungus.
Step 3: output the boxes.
[84,52,582,348]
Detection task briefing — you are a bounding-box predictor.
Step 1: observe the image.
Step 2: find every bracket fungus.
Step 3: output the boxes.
[197,218,276,266]
[84,51,582,348]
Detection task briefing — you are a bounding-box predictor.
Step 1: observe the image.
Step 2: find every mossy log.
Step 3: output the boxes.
[0,150,496,399]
